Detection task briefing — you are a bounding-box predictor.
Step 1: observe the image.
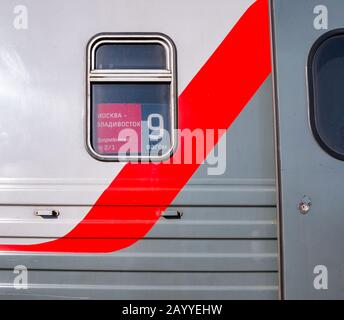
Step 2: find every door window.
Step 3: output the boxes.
[308,30,344,160]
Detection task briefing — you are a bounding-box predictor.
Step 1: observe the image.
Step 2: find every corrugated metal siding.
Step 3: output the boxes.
[0,76,278,299]
[0,206,278,299]
[0,272,278,300]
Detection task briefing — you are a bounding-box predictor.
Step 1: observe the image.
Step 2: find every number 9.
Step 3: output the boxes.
[148,114,164,141]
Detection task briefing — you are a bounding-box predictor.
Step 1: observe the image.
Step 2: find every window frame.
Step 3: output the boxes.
[307,28,344,161]
[86,33,178,162]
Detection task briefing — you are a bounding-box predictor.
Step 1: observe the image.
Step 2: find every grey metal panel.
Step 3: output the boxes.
[148,207,277,239]
[173,77,276,206]
[172,183,276,206]
[0,76,276,206]
[271,0,344,299]
[0,206,276,239]
[0,240,277,272]
[0,272,278,300]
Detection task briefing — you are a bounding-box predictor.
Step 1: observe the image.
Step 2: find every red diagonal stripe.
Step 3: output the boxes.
[0,0,271,253]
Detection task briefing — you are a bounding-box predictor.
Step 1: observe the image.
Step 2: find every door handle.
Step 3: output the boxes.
[162,210,183,220]
[35,210,60,218]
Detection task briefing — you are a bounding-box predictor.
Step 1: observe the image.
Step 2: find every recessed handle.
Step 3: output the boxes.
[162,210,183,220]
[35,210,60,218]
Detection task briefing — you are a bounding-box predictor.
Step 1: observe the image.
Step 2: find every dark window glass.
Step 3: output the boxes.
[309,32,344,159]
[91,83,172,157]
[95,43,166,69]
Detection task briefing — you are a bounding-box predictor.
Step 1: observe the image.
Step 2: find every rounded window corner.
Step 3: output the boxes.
[308,29,344,160]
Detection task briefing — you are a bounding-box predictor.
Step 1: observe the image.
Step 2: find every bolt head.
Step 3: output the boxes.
[299,203,310,214]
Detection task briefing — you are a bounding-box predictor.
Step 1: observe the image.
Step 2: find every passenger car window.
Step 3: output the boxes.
[87,34,177,161]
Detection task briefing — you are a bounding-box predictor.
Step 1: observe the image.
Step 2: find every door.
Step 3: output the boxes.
[271,0,344,299]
